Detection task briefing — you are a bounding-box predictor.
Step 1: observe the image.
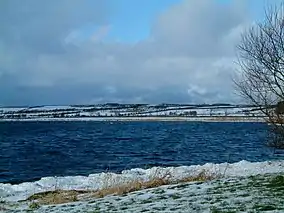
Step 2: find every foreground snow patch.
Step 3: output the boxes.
[1,160,284,202]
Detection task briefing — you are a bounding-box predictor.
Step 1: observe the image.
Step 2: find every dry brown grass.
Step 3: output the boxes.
[179,170,218,183]
[92,169,218,198]
[26,189,92,205]
[26,170,219,206]
[93,177,170,198]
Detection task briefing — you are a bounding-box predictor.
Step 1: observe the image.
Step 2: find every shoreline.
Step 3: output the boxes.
[1,160,284,212]
[0,116,267,122]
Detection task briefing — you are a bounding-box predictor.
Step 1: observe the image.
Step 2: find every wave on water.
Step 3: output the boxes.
[1,160,284,202]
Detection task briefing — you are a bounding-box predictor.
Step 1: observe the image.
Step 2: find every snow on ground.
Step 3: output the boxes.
[0,116,266,122]
[1,160,284,212]
[0,108,26,113]
[1,174,284,213]
[0,161,284,213]
[0,105,265,119]
[9,173,282,213]
[23,106,75,111]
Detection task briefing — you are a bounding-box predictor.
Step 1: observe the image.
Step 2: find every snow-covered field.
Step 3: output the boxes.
[0,116,266,122]
[1,160,284,212]
[0,104,265,121]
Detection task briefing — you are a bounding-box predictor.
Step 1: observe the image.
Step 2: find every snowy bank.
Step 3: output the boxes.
[1,160,283,203]
[21,173,283,213]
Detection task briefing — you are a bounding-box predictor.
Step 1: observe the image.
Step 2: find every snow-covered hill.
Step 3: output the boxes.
[0,104,265,120]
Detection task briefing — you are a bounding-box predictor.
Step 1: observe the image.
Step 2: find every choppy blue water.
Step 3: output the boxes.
[0,121,280,184]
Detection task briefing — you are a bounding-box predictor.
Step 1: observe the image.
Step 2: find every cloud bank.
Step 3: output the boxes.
[0,0,251,105]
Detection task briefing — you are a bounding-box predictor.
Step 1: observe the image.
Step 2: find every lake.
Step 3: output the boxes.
[0,121,279,184]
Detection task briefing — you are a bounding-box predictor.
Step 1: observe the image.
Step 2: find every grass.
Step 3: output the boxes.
[267,175,284,189]
[93,177,169,198]
[206,173,284,212]
[0,206,8,212]
[14,172,284,212]
[25,169,218,206]
[253,204,277,211]
[92,169,218,199]
[170,194,182,200]
[29,202,40,210]
[26,189,91,205]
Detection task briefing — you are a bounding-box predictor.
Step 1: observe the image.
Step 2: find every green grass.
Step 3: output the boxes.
[140,199,153,204]
[267,175,284,188]
[153,189,165,194]
[253,204,277,211]
[206,173,284,212]
[4,172,284,212]
[29,202,40,210]
[170,194,182,200]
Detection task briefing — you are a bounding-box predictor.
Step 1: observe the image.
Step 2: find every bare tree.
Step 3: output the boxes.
[235,3,284,149]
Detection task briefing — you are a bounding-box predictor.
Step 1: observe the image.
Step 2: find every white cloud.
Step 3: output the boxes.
[0,0,253,105]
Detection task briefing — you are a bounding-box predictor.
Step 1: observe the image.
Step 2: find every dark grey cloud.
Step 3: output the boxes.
[0,0,252,106]
[2,83,229,106]
[0,0,107,47]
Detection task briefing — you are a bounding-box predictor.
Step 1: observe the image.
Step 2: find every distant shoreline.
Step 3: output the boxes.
[0,116,267,122]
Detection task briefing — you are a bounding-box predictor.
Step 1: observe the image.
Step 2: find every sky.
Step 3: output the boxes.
[0,0,280,106]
